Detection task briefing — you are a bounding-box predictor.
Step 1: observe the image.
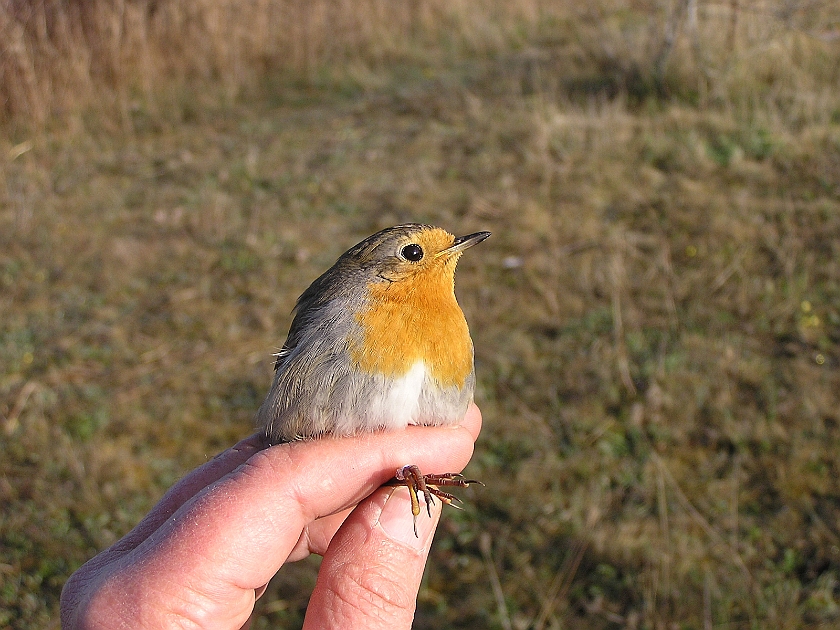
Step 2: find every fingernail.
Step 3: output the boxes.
[379,487,439,550]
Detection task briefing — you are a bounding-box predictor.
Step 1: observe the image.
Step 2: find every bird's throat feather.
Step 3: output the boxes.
[350,273,473,388]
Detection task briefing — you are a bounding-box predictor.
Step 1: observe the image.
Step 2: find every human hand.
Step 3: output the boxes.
[60,404,481,629]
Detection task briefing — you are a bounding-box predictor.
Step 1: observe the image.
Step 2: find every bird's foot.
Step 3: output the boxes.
[387,464,483,537]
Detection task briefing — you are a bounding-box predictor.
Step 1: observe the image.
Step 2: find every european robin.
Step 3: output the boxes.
[256,223,490,532]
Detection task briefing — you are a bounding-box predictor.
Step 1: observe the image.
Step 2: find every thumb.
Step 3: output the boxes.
[302,485,441,629]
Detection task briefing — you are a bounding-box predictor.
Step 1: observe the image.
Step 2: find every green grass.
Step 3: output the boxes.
[3,4,840,629]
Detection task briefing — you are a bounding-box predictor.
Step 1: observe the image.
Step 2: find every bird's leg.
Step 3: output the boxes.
[388,465,483,536]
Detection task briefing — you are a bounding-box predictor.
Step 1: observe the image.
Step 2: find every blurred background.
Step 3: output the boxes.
[2,0,840,627]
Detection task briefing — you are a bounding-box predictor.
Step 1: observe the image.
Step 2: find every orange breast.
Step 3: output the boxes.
[349,272,473,388]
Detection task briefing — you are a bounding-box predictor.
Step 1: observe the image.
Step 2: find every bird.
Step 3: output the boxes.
[255,223,489,532]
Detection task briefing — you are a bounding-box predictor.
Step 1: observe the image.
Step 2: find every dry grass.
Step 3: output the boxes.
[5,0,837,129]
[3,1,840,628]
[0,0,541,127]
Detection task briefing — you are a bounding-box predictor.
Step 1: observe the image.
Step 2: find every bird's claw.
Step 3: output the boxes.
[390,465,482,537]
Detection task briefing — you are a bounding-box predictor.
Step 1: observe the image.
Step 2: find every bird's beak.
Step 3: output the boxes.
[440,231,491,257]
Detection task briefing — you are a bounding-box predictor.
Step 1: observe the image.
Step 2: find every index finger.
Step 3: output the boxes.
[129,406,481,593]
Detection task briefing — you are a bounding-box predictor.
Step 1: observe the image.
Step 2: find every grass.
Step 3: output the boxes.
[3,1,840,628]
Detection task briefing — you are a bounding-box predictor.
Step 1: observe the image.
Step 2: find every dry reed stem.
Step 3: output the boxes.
[533,539,589,630]
[479,532,514,630]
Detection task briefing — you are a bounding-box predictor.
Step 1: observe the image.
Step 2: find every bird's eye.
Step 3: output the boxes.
[400,243,424,262]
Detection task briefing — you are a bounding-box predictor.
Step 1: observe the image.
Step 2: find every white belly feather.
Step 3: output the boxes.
[374,360,426,430]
